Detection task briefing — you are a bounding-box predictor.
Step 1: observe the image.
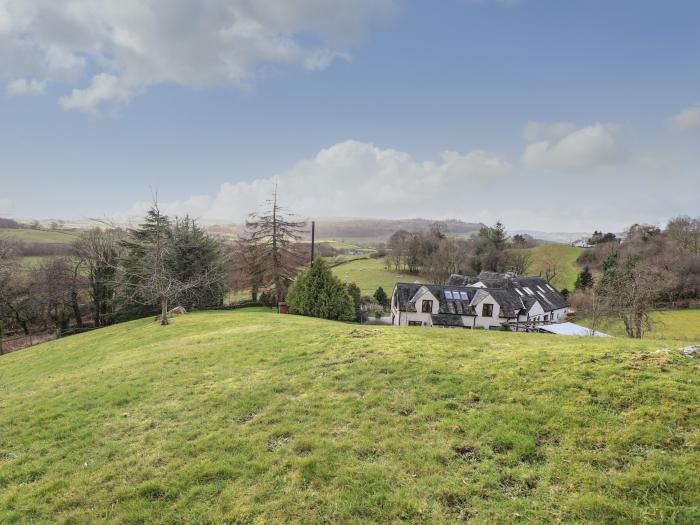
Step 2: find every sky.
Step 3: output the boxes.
[0,0,699,232]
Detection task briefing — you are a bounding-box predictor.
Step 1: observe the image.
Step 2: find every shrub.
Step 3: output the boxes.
[287,260,355,321]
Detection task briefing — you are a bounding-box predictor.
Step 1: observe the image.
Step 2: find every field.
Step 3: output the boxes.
[581,309,700,342]
[526,244,582,291]
[332,257,424,296]
[0,228,79,244]
[1,309,699,524]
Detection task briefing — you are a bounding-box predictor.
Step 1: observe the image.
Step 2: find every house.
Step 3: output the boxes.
[572,239,592,248]
[390,271,568,329]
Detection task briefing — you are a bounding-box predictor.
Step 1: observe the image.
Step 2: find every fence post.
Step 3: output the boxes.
[0,321,4,356]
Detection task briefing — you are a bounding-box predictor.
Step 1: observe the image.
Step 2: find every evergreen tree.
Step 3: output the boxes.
[373,286,389,308]
[574,266,594,290]
[287,259,354,321]
[345,282,366,322]
[244,187,306,303]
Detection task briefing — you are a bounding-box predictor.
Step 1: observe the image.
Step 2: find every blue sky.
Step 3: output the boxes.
[1,0,699,231]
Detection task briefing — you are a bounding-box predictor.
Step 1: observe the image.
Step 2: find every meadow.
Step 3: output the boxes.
[1,309,699,524]
[331,257,424,297]
[526,244,582,291]
[581,309,700,342]
[0,228,79,244]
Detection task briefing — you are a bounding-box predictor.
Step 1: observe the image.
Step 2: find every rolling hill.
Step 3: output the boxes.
[1,309,698,524]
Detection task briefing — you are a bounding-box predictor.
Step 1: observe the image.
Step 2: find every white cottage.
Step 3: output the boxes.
[390,272,568,329]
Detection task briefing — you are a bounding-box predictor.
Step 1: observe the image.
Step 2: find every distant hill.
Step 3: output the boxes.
[209,218,486,246]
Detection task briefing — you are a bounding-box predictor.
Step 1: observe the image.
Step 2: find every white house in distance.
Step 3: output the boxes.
[390,271,568,329]
[572,239,592,248]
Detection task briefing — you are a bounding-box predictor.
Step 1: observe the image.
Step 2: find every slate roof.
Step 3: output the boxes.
[393,283,478,315]
[432,272,568,317]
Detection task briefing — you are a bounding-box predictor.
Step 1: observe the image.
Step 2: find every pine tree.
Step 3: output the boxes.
[574,266,594,290]
[244,187,306,303]
[287,259,354,321]
[373,286,388,308]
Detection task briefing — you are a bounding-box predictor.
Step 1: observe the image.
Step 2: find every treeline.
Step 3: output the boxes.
[385,221,537,284]
[571,217,700,338]
[0,207,229,345]
[0,193,320,346]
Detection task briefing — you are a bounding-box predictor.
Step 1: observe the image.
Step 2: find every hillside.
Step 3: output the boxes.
[0,227,80,244]
[1,310,699,524]
[526,245,582,291]
[332,258,424,296]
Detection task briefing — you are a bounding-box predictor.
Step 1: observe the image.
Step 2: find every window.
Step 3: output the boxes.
[408,321,422,326]
[444,290,453,299]
[422,300,433,313]
[524,287,534,295]
[515,288,524,296]
[459,291,469,300]
[544,314,549,321]
[482,303,494,317]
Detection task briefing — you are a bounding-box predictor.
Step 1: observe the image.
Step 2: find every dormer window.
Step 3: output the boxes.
[422,300,433,313]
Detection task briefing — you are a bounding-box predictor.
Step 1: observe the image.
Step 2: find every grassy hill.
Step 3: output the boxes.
[1,310,699,524]
[332,258,424,296]
[580,309,700,342]
[526,244,582,291]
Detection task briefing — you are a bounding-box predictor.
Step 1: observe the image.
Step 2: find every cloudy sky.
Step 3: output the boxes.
[1,0,698,231]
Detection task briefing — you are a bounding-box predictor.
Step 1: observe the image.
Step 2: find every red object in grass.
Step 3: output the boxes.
[278,304,289,314]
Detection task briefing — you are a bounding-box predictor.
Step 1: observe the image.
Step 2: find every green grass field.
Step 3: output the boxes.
[332,257,424,296]
[581,309,700,342]
[526,244,582,291]
[0,228,79,244]
[1,309,699,524]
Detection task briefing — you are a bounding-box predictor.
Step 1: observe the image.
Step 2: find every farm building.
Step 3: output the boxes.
[390,271,568,329]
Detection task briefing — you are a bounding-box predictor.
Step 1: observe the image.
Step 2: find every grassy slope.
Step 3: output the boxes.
[581,309,700,342]
[526,245,582,291]
[1,310,699,524]
[0,228,79,244]
[332,258,424,296]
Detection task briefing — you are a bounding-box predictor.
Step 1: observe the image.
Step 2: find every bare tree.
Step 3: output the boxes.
[507,250,533,276]
[598,255,675,338]
[234,230,266,301]
[74,227,124,327]
[243,187,306,303]
[532,245,560,284]
[120,202,209,325]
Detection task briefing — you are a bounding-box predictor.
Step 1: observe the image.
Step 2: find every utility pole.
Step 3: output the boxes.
[310,221,315,265]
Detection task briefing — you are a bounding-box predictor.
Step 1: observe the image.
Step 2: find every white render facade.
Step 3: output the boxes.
[390,272,568,330]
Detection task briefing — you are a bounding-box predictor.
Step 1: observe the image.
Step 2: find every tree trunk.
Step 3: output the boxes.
[160,296,169,325]
[71,290,83,329]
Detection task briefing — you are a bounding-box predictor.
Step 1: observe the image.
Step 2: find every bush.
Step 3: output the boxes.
[287,260,355,321]
[373,286,389,308]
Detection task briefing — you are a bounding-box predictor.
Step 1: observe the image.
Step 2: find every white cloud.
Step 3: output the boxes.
[520,122,627,172]
[125,140,513,223]
[6,78,46,96]
[666,103,700,133]
[0,0,396,113]
[59,74,134,114]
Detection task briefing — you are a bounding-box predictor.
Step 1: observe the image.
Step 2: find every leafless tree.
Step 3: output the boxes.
[666,216,700,255]
[532,245,560,284]
[507,250,533,276]
[74,227,124,327]
[120,202,209,325]
[243,187,306,303]
[598,256,675,338]
[233,230,266,301]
